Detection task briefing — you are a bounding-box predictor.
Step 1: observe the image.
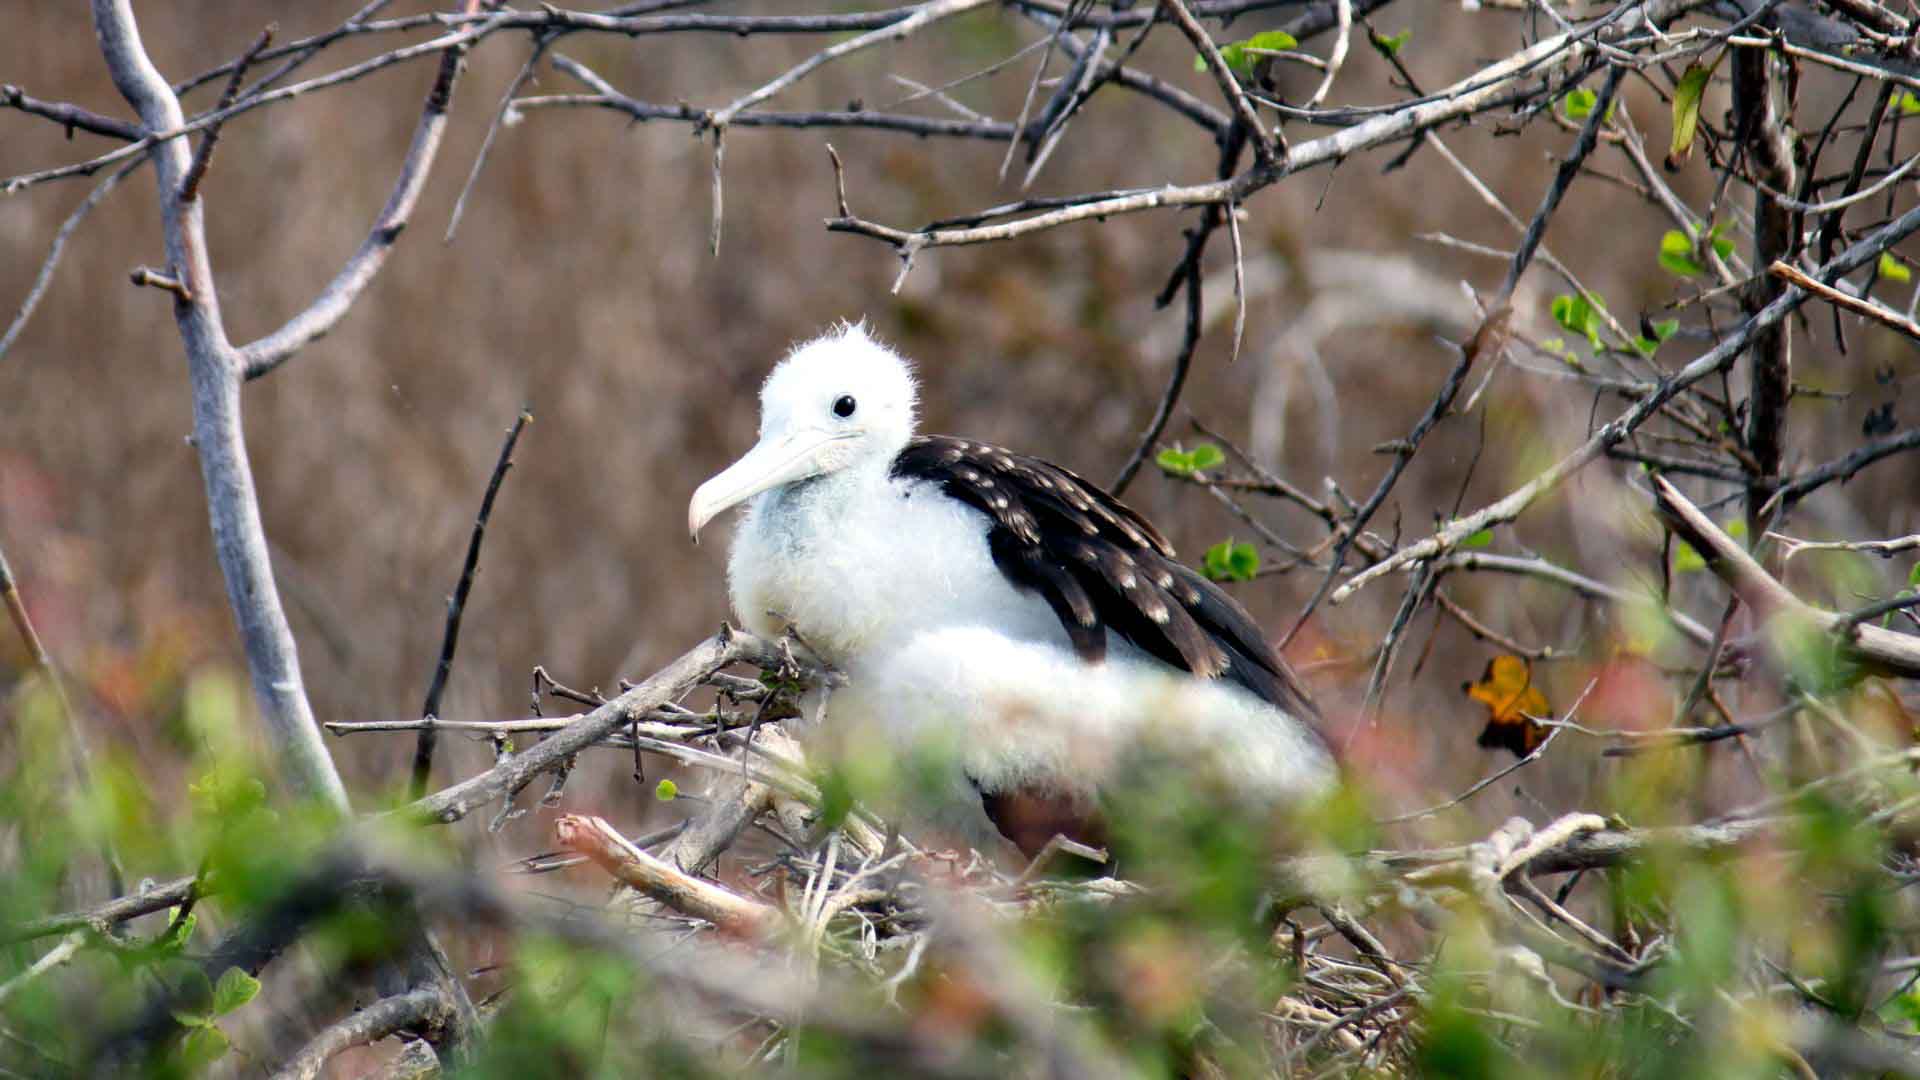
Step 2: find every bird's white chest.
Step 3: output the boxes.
[724,471,1068,664]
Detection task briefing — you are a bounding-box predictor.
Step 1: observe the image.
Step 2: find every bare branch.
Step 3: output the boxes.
[269,989,453,1080]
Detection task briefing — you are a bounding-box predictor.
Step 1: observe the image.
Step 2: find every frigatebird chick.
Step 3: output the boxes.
[689,324,1335,860]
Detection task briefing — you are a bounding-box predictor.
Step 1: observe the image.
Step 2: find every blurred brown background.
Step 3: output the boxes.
[3,2,1916,856]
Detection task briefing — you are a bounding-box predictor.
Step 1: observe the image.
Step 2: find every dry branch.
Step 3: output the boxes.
[1650,475,1920,679]
[558,814,783,937]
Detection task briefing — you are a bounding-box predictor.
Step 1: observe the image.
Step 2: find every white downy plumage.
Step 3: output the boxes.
[690,323,1334,850]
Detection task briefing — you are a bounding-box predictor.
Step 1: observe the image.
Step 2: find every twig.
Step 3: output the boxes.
[1768,428,1920,513]
[1771,258,1920,342]
[407,629,809,825]
[1650,475,1920,678]
[1161,0,1279,165]
[1333,195,1920,603]
[1111,248,1202,494]
[445,32,555,244]
[0,158,141,363]
[0,932,86,1008]
[178,25,273,203]
[558,814,782,937]
[269,988,453,1080]
[241,29,470,378]
[410,409,532,800]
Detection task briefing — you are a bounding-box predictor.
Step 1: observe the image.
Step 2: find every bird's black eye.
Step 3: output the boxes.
[833,395,857,418]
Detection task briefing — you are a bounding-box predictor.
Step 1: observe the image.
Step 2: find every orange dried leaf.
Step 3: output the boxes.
[1464,654,1553,757]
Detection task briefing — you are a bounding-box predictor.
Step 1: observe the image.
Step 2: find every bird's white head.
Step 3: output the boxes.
[689,322,919,539]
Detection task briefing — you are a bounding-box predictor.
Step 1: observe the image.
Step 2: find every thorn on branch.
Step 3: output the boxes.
[179,25,275,203]
[128,266,193,303]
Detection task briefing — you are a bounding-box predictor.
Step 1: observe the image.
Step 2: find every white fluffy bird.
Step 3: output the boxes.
[689,324,1334,856]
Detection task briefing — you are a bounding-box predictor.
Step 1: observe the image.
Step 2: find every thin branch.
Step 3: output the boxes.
[410,409,533,800]
[1769,258,1920,344]
[558,814,782,937]
[1650,475,1920,678]
[1333,195,1920,603]
[0,158,141,363]
[269,988,453,1080]
[1,84,143,141]
[178,25,273,203]
[1161,0,1278,165]
[241,33,469,378]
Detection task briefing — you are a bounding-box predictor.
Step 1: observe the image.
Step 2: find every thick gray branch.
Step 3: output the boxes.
[91,0,348,810]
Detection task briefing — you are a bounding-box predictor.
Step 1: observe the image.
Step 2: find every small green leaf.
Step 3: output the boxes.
[1908,562,1920,588]
[1201,30,1299,76]
[1549,294,1601,347]
[1670,63,1713,163]
[1156,448,1195,476]
[1652,318,1680,342]
[1375,29,1411,56]
[1188,443,1224,472]
[1881,252,1912,283]
[1894,90,1920,115]
[1563,87,1598,120]
[170,1009,211,1029]
[178,1024,230,1070]
[1673,541,1706,574]
[1659,229,1706,277]
[1707,223,1735,261]
[212,967,260,1015]
[155,912,197,956]
[1725,518,1747,541]
[1462,529,1494,549]
[1203,539,1260,582]
[655,778,678,801]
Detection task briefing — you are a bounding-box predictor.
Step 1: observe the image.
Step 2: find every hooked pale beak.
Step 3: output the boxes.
[688,427,857,541]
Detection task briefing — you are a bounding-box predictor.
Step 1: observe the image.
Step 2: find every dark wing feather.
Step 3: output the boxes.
[890,435,1319,721]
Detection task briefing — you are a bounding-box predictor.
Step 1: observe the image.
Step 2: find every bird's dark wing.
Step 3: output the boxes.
[890,435,1318,721]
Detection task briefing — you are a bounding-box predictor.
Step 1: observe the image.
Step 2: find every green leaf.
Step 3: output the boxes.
[1652,318,1680,342]
[170,1008,211,1029]
[1659,229,1706,277]
[1895,91,1920,115]
[154,912,196,956]
[212,967,260,1015]
[1201,30,1299,76]
[1707,222,1735,261]
[1461,529,1494,549]
[1673,540,1706,574]
[1375,29,1411,56]
[1908,562,1920,588]
[654,778,678,801]
[1670,63,1712,163]
[1881,252,1912,283]
[1563,87,1598,120]
[1203,539,1260,582]
[1549,294,1601,347]
[178,1023,230,1070]
[1188,443,1224,471]
[1156,448,1194,476]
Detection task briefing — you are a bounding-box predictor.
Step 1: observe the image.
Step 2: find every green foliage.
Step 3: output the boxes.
[1549,293,1602,348]
[1658,223,1734,277]
[1373,28,1412,56]
[1880,251,1912,283]
[1202,539,1259,582]
[1196,30,1297,76]
[654,778,678,801]
[1561,86,1598,120]
[1461,528,1494,549]
[1155,442,1224,477]
[1894,90,1920,115]
[1669,62,1714,162]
